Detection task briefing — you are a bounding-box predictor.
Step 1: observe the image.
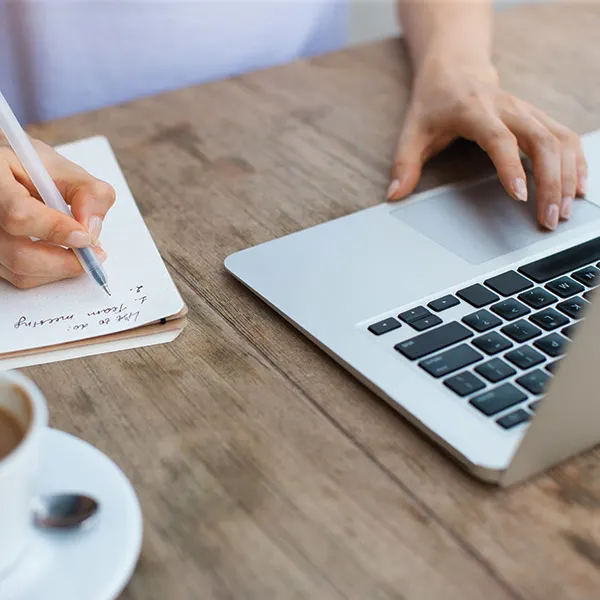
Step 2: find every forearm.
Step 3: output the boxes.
[397,0,496,77]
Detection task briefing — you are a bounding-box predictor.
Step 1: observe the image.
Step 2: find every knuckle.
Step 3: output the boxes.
[92,180,116,207]
[532,130,560,153]
[0,198,30,235]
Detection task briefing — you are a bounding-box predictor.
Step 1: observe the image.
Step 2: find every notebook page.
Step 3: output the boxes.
[0,136,184,355]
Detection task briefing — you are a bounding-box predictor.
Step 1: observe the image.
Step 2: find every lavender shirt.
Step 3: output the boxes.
[0,1,347,124]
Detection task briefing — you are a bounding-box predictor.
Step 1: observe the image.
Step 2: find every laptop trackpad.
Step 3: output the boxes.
[392,177,600,265]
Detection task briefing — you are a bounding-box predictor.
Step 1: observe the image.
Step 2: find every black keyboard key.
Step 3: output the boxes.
[472,332,513,355]
[516,369,551,395]
[419,345,482,378]
[534,333,567,357]
[518,287,557,309]
[497,409,531,430]
[519,237,600,283]
[562,323,577,338]
[462,310,502,333]
[546,360,561,373]
[529,400,540,412]
[456,284,499,308]
[444,371,486,397]
[530,308,570,331]
[546,276,585,298]
[470,383,527,416]
[505,346,545,370]
[485,271,533,296]
[395,322,473,360]
[428,295,459,312]
[491,298,530,321]
[572,265,599,287]
[368,317,401,336]
[584,290,595,301]
[475,358,516,383]
[501,319,542,343]
[399,306,431,324]
[556,296,588,319]
[410,314,443,331]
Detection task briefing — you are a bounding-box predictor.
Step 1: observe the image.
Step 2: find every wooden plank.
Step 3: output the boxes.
[24,3,600,598]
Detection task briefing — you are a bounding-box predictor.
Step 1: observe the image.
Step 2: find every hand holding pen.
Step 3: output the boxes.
[0,92,115,293]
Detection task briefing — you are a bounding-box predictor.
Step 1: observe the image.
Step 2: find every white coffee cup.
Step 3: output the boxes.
[0,371,48,578]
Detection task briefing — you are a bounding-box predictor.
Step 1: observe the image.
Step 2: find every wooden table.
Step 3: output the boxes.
[25,3,600,599]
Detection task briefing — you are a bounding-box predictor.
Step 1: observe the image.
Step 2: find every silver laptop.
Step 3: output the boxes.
[225,129,600,486]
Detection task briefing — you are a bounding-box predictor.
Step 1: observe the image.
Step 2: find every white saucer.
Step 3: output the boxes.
[0,429,143,600]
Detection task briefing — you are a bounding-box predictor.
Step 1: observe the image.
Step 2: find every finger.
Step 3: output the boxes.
[7,141,116,243]
[531,109,588,200]
[0,228,106,278]
[389,111,433,201]
[0,263,62,290]
[503,113,562,230]
[459,114,528,202]
[0,173,91,247]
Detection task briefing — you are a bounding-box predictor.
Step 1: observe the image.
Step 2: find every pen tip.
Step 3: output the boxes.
[103,285,112,297]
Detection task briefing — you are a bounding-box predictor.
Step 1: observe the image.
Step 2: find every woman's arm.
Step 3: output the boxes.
[391,0,587,231]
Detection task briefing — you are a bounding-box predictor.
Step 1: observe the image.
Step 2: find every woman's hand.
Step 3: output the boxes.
[0,138,115,289]
[388,56,587,231]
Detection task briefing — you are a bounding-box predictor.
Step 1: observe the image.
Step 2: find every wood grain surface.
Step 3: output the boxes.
[24,4,600,599]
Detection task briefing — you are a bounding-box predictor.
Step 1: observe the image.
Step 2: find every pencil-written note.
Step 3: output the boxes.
[0,136,184,355]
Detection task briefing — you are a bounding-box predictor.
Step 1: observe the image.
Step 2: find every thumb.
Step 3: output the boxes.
[388,121,430,201]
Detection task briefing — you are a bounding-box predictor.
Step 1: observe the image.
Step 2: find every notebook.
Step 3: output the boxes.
[0,135,187,370]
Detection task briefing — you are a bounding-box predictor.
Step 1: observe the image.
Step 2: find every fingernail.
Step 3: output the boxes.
[96,248,108,262]
[545,204,559,230]
[88,216,103,243]
[579,175,588,196]
[560,196,573,220]
[387,179,401,200]
[513,178,528,202]
[65,230,91,248]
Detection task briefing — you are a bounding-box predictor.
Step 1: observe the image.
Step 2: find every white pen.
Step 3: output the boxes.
[0,91,110,296]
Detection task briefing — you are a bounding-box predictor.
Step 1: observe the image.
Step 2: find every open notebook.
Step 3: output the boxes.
[0,136,187,370]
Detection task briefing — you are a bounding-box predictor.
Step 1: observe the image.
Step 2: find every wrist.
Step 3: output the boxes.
[415,49,499,86]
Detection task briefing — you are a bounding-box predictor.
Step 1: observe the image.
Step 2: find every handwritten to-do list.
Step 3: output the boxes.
[0,137,184,356]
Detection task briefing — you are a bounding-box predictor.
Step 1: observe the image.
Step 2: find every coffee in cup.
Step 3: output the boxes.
[0,371,48,578]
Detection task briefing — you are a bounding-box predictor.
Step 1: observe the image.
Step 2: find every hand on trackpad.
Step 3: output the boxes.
[391,177,600,265]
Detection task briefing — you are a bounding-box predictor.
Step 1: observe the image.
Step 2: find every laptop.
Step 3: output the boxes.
[224,129,600,486]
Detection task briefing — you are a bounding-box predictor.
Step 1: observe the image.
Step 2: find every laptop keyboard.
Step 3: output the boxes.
[368,236,600,431]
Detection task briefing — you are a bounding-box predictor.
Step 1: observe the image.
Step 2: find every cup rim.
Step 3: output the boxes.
[0,370,48,474]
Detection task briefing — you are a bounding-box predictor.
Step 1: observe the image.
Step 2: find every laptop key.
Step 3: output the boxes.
[518,287,557,309]
[534,333,567,357]
[368,317,401,336]
[395,322,473,360]
[462,310,502,333]
[546,360,561,373]
[546,276,585,298]
[470,383,527,416]
[410,314,443,331]
[475,358,516,383]
[428,295,460,312]
[530,308,570,331]
[456,284,499,308]
[504,346,545,370]
[572,265,599,287]
[529,400,540,412]
[561,323,578,338]
[519,236,600,283]
[399,306,431,324]
[517,369,551,395]
[444,371,486,396]
[501,319,542,343]
[485,271,533,296]
[497,409,531,430]
[491,298,530,321]
[556,296,588,319]
[584,289,596,301]
[420,344,482,378]
[472,332,513,355]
